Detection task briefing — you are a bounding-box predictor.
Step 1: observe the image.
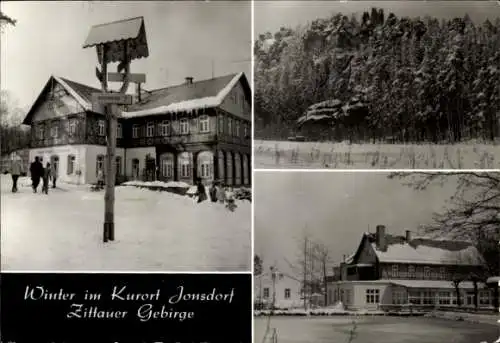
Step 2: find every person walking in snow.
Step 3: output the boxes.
[216,181,226,203]
[209,181,218,203]
[50,162,58,188]
[42,162,51,194]
[29,156,44,193]
[225,186,237,212]
[10,154,24,193]
[195,177,207,204]
[97,168,104,190]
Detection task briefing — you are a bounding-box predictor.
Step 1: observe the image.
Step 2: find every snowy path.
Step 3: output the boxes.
[0,176,251,272]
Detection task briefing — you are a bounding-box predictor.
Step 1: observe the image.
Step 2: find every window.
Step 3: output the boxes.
[438,291,452,305]
[479,291,491,306]
[50,123,58,138]
[392,289,407,305]
[218,115,224,134]
[98,120,105,136]
[161,159,174,178]
[67,155,75,175]
[37,126,44,140]
[244,123,249,138]
[235,120,240,137]
[422,291,435,305]
[365,289,380,304]
[391,265,399,278]
[199,115,209,133]
[200,162,211,178]
[160,120,170,136]
[117,123,122,138]
[96,155,104,176]
[68,119,76,136]
[409,290,421,305]
[181,161,191,178]
[284,288,291,299]
[132,124,140,138]
[180,119,189,134]
[439,267,445,280]
[424,267,431,279]
[408,266,415,278]
[146,122,155,137]
[228,117,232,136]
[263,288,270,299]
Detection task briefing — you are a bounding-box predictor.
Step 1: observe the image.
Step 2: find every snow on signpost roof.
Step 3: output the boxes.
[83,16,143,48]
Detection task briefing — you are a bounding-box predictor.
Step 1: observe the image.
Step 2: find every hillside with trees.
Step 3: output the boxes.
[254,8,500,143]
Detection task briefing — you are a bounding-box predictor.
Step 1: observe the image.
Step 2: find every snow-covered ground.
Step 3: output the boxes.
[254,140,500,169]
[0,175,251,271]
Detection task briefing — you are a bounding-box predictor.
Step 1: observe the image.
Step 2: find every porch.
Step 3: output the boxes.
[128,145,251,186]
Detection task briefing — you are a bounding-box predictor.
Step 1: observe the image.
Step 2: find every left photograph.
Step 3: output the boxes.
[0,1,252,271]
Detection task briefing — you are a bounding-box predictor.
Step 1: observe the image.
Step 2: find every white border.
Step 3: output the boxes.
[250,0,256,341]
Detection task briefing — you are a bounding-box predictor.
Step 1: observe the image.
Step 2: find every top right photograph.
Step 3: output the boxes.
[254,1,500,170]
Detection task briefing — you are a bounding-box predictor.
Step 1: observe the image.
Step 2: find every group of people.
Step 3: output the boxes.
[195,178,237,211]
[24,156,57,194]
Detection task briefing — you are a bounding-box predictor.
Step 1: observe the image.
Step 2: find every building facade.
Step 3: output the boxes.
[22,73,252,185]
[254,271,303,310]
[328,225,495,311]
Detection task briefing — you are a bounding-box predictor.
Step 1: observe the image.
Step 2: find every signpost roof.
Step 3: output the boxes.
[83,16,144,48]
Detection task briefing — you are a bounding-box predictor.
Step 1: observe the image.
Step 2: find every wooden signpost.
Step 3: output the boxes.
[83,16,149,243]
[108,72,146,84]
[92,93,134,105]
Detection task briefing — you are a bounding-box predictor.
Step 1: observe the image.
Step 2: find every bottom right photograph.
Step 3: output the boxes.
[254,171,500,343]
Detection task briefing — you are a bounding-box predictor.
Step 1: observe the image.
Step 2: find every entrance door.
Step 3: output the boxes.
[132,159,140,180]
[50,155,59,178]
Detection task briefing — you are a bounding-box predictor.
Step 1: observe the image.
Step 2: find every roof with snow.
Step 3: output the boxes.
[22,72,251,125]
[349,230,485,266]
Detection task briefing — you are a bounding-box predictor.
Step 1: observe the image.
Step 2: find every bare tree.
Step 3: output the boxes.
[285,232,333,309]
[389,172,500,310]
[388,172,500,241]
[0,11,16,27]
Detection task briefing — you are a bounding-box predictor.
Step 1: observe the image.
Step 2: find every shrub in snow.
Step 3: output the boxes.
[234,187,252,201]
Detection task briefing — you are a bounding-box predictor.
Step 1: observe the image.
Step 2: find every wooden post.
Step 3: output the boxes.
[98,47,115,243]
[104,104,118,241]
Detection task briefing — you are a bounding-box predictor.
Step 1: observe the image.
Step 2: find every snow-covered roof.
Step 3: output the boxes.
[22,72,250,125]
[121,72,244,118]
[54,76,92,111]
[372,241,484,266]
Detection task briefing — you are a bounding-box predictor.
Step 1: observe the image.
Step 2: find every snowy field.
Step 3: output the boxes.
[254,316,499,343]
[254,140,500,169]
[0,175,251,271]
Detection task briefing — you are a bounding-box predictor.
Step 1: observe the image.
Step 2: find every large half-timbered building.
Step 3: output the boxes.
[22,73,251,185]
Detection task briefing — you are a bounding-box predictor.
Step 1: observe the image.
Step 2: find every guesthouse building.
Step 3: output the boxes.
[254,270,303,310]
[328,225,495,311]
[22,72,252,185]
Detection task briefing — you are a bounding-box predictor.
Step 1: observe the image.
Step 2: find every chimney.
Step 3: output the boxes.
[185,76,194,85]
[376,225,387,251]
[405,229,412,242]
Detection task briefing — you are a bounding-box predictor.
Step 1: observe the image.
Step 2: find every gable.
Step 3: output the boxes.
[23,76,93,125]
[30,80,86,123]
[357,238,378,264]
[219,78,251,120]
